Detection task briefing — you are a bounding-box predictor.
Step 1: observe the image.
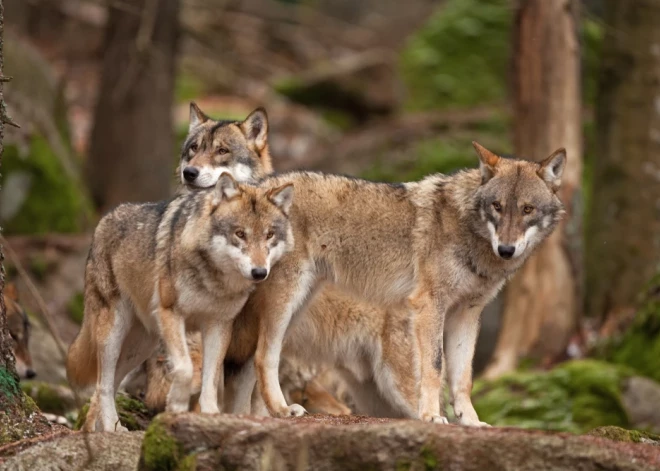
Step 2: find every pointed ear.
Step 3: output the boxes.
[213,172,241,205]
[189,102,209,132]
[472,141,500,184]
[240,107,268,152]
[538,148,567,192]
[268,183,294,216]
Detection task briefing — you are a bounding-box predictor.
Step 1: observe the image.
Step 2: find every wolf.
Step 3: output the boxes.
[178,103,272,189]
[66,173,294,432]
[5,282,36,380]
[236,142,566,424]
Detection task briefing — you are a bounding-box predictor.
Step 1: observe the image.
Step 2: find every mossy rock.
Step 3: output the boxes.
[588,426,660,445]
[139,417,193,471]
[0,137,93,235]
[473,359,633,433]
[20,381,76,416]
[75,393,156,432]
[596,273,660,384]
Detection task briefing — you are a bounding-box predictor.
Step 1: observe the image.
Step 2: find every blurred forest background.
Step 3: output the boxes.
[1,0,660,437]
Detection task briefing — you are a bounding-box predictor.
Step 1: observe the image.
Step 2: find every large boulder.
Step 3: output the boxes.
[137,413,660,470]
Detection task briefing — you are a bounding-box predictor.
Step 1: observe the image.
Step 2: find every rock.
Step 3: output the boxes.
[0,431,144,470]
[621,376,660,433]
[75,393,156,432]
[588,426,660,446]
[20,381,77,416]
[138,413,660,470]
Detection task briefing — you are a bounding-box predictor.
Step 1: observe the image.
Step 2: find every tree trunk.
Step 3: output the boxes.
[0,0,57,446]
[586,0,660,329]
[483,0,582,378]
[87,0,179,212]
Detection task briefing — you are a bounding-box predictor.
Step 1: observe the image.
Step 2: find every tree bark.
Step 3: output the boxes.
[483,0,582,378]
[586,0,660,327]
[86,0,179,212]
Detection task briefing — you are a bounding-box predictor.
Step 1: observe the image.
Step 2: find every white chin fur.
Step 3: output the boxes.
[182,164,254,188]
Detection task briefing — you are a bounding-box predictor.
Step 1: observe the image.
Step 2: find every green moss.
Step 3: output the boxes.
[597,274,660,383]
[73,403,89,431]
[473,360,632,433]
[420,446,439,470]
[74,394,154,431]
[21,381,76,415]
[587,426,660,444]
[0,367,20,399]
[67,292,85,325]
[1,137,93,235]
[140,418,186,471]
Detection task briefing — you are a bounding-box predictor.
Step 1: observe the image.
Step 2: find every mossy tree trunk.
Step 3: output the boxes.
[87,0,180,212]
[586,0,660,327]
[484,0,582,378]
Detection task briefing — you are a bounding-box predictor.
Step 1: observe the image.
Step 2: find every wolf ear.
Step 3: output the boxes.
[240,108,268,152]
[213,172,241,205]
[538,148,567,192]
[189,102,209,132]
[268,183,294,216]
[472,141,500,184]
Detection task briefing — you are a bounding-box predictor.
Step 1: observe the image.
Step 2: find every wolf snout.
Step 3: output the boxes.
[25,369,36,379]
[497,245,515,260]
[251,267,268,281]
[183,166,199,182]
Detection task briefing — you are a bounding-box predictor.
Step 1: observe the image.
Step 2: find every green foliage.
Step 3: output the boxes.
[1,137,92,234]
[582,17,604,106]
[597,273,660,383]
[175,72,206,103]
[473,360,632,433]
[362,130,508,183]
[400,0,512,110]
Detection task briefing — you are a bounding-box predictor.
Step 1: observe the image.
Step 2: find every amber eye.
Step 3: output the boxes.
[218,147,229,155]
[492,201,502,212]
[235,230,245,239]
[266,231,274,240]
[189,143,198,153]
[523,205,534,215]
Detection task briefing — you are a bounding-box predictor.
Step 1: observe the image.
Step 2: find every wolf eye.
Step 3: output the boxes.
[523,205,534,214]
[189,143,198,153]
[266,231,274,240]
[492,201,502,212]
[218,147,229,155]
[235,230,245,239]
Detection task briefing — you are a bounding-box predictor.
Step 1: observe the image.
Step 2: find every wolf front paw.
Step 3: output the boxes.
[423,414,449,424]
[273,403,307,418]
[457,417,491,427]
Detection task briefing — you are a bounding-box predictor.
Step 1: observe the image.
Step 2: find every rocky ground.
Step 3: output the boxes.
[1,414,659,471]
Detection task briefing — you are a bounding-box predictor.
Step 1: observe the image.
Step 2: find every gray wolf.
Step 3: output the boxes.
[66,173,294,432]
[178,103,273,189]
[240,141,566,424]
[5,282,36,380]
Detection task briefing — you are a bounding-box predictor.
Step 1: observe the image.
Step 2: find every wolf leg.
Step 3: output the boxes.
[199,320,233,413]
[96,299,132,432]
[114,321,158,393]
[225,358,257,414]
[412,290,448,424]
[445,301,490,427]
[158,307,193,413]
[254,262,317,418]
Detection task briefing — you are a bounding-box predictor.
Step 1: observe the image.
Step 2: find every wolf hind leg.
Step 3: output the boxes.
[96,298,133,432]
[114,320,158,393]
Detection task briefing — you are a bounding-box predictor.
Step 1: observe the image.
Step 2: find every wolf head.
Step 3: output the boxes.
[472,141,566,261]
[178,103,273,189]
[5,283,36,379]
[199,173,294,281]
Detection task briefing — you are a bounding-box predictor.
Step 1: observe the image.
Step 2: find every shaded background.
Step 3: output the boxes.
[1,0,659,435]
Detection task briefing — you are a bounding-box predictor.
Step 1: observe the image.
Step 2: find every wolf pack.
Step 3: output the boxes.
[59,103,567,432]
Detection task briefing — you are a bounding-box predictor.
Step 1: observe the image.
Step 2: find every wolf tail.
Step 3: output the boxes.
[66,310,98,388]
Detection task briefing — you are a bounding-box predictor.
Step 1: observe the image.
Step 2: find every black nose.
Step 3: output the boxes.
[26,369,36,379]
[251,268,268,281]
[497,245,516,260]
[183,167,199,182]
